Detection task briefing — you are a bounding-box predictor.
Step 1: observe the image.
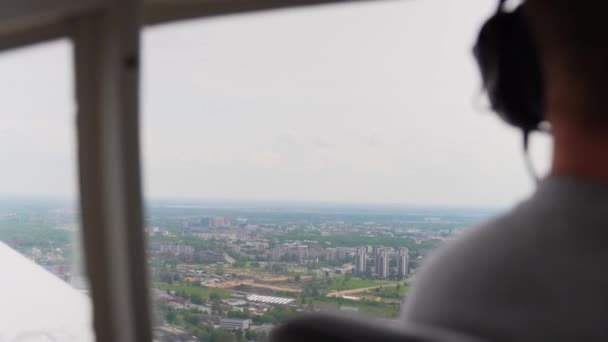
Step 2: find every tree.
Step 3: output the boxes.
[160,271,174,283]
[210,329,237,342]
[193,327,211,341]
[261,306,298,324]
[252,315,267,324]
[271,263,284,273]
[175,314,185,326]
[212,301,223,315]
[165,310,177,324]
[191,293,203,305]
[294,274,301,282]
[246,330,268,342]
[227,310,249,319]
[184,312,201,326]
[303,283,319,297]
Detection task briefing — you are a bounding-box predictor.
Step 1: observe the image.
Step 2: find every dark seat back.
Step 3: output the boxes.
[270,313,485,342]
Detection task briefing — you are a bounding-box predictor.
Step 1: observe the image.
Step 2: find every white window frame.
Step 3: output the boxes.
[0,0,376,341]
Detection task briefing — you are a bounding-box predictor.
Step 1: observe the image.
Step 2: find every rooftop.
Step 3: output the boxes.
[246,294,295,305]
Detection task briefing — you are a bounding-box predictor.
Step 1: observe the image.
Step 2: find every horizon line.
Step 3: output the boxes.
[0,193,503,211]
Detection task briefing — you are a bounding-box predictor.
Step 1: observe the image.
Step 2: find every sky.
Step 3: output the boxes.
[0,0,551,208]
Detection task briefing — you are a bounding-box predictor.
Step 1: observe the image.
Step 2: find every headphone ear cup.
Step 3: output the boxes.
[473,6,544,132]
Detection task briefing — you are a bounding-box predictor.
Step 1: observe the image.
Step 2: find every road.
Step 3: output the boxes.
[209,279,302,293]
[239,280,302,293]
[326,283,399,297]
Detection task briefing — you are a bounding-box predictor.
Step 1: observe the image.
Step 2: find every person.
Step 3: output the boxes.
[401,1,608,341]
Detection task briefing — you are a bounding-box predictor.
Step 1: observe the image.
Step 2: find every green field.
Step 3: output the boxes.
[312,297,401,318]
[361,284,408,302]
[157,282,231,299]
[0,221,71,247]
[327,276,392,291]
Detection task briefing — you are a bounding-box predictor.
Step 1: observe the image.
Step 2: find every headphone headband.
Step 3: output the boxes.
[473,1,544,132]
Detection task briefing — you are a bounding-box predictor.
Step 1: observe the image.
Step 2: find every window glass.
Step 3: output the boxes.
[0,40,93,341]
[142,1,551,341]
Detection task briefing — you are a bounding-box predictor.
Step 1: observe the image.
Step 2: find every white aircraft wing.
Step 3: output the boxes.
[0,242,94,342]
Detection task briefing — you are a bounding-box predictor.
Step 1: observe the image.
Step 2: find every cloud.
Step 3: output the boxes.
[276,130,298,145]
[312,136,332,149]
[249,150,281,168]
[360,135,382,148]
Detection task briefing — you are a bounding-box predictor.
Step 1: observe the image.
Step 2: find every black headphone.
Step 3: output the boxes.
[473,0,545,136]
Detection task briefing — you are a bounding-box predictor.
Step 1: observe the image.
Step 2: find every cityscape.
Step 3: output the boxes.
[0,198,494,342]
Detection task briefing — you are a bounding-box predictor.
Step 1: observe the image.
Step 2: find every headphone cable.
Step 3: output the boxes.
[522,129,540,184]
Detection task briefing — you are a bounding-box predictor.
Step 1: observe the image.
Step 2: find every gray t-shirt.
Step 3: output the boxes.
[401,175,608,341]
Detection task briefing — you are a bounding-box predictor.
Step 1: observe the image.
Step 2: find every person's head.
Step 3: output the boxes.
[524,1,608,132]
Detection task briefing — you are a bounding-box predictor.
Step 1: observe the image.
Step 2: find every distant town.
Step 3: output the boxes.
[0,198,494,342]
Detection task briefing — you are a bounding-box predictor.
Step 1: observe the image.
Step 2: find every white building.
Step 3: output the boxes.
[355,247,367,275]
[220,318,251,331]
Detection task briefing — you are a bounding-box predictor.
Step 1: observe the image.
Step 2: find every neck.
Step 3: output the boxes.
[545,73,608,182]
[551,122,608,182]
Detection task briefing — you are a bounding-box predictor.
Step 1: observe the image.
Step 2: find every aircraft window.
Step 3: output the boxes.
[141,1,551,341]
[0,40,93,341]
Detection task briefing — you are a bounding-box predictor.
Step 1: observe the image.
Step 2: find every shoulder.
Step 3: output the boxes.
[400,177,608,338]
[401,200,545,330]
